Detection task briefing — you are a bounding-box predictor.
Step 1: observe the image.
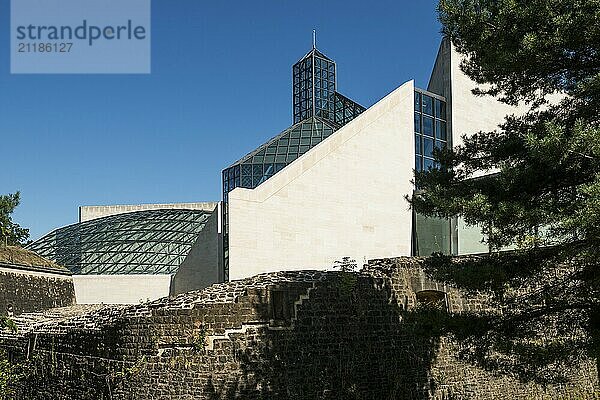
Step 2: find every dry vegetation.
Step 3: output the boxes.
[0,246,66,271]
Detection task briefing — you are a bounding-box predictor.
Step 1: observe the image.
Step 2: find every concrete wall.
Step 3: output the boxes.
[79,202,218,222]
[72,274,172,304]
[171,205,223,295]
[227,81,416,280]
[0,263,75,315]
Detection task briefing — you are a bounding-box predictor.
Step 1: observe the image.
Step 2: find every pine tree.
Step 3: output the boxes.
[411,0,600,382]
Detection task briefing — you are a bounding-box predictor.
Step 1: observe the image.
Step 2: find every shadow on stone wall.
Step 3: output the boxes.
[202,273,444,400]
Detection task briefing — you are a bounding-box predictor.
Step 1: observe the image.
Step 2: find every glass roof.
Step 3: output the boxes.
[27,209,212,275]
[298,47,333,62]
[222,116,339,202]
[227,116,338,168]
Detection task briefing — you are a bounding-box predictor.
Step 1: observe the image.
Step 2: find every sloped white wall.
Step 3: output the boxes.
[227,81,416,280]
[171,205,223,295]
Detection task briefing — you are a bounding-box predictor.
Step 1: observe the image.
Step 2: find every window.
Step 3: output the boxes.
[423,137,434,157]
[423,116,434,137]
[414,92,421,112]
[436,120,446,140]
[434,99,446,120]
[414,90,448,177]
[414,113,421,133]
[422,95,433,116]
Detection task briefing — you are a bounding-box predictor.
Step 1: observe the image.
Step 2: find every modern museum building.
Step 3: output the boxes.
[29,39,526,303]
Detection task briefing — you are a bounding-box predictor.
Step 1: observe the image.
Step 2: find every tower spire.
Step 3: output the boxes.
[312,29,316,49]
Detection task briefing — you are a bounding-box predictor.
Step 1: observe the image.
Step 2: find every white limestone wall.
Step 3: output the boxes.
[428,39,528,148]
[72,274,172,304]
[227,81,416,280]
[79,202,218,222]
[171,205,223,295]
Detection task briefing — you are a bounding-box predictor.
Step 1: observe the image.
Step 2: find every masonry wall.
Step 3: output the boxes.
[0,258,596,399]
[228,81,416,280]
[0,264,75,315]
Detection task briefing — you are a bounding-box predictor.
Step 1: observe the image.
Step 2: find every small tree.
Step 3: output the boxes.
[332,257,358,273]
[0,192,29,247]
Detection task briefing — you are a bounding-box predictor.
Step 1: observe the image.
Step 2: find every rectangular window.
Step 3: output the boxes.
[415,156,422,172]
[423,116,434,137]
[435,120,447,140]
[435,99,446,120]
[415,134,422,155]
[271,290,290,326]
[414,92,421,112]
[423,137,434,157]
[422,95,434,116]
[423,157,435,171]
[414,113,421,133]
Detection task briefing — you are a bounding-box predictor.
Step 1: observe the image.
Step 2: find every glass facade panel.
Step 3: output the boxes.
[414,88,447,173]
[422,95,434,116]
[435,98,446,120]
[423,116,434,137]
[414,92,421,112]
[223,116,337,197]
[414,113,421,133]
[423,157,435,171]
[334,92,366,126]
[423,137,434,157]
[414,213,451,256]
[436,120,447,140]
[415,134,421,155]
[415,156,422,172]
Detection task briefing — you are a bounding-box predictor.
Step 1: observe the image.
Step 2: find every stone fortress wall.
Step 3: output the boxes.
[0,258,597,399]
[0,264,75,316]
[0,246,76,316]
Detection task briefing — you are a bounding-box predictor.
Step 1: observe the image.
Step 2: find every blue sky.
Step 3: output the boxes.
[1,0,443,240]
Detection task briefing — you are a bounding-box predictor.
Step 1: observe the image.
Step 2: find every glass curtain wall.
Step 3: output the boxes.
[413,89,453,256]
[414,89,447,172]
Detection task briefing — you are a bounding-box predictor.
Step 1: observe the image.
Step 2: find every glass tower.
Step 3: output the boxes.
[293,48,336,123]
